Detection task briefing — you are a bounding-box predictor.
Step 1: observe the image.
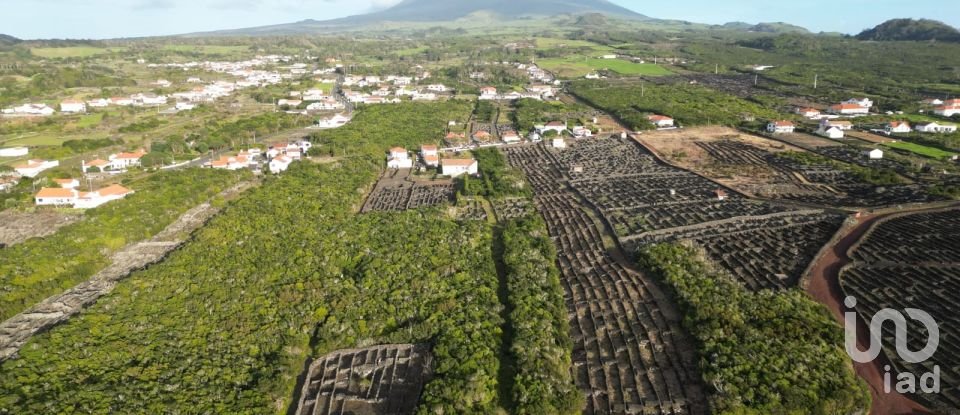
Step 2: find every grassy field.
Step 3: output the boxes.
[75,113,104,129]
[883,140,957,159]
[31,47,125,58]
[538,56,671,78]
[162,45,250,54]
[1,131,111,147]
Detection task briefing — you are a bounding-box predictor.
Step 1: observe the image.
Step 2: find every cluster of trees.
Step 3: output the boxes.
[117,117,164,133]
[0,65,135,107]
[474,100,497,123]
[499,216,582,414]
[637,243,871,414]
[569,80,782,129]
[460,148,531,198]
[0,168,246,322]
[855,18,960,42]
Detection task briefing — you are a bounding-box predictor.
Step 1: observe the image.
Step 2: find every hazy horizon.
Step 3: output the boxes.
[1,0,958,39]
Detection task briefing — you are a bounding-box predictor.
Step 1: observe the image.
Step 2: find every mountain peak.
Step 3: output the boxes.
[358,0,647,22]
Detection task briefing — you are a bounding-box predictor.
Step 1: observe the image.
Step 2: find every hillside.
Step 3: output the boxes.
[192,0,648,36]
[0,34,21,46]
[718,22,810,34]
[856,18,960,42]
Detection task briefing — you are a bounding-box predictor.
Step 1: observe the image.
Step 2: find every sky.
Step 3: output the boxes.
[0,0,958,39]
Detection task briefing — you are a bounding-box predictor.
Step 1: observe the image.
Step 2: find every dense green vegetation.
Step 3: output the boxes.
[0,101,511,414]
[0,162,505,414]
[569,79,782,129]
[638,243,871,414]
[0,168,247,321]
[856,18,960,42]
[461,147,531,198]
[499,215,582,414]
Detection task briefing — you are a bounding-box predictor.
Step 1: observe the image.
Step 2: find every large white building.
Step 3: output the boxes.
[14,159,59,177]
[387,147,413,169]
[916,122,958,134]
[441,158,478,178]
[35,184,134,208]
[109,150,147,170]
[60,100,87,113]
[767,120,795,134]
[0,147,29,157]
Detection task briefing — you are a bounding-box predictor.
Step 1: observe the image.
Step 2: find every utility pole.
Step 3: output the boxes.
[715,64,719,75]
[754,74,759,86]
[641,80,645,98]
[813,73,818,89]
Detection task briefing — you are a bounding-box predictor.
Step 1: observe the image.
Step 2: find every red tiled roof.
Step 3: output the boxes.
[442,158,476,167]
[97,184,133,197]
[36,187,75,198]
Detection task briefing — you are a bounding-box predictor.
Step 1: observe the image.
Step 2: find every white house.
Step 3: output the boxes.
[885,121,911,135]
[501,130,521,143]
[552,138,566,149]
[421,145,440,167]
[599,54,617,59]
[307,98,344,111]
[426,84,447,92]
[60,100,87,113]
[820,119,854,131]
[0,147,29,157]
[648,115,675,129]
[934,105,960,118]
[153,79,172,88]
[87,98,109,108]
[14,159,59,177]
[817,125,845,139]
[571,126,593,138]
[829,103,869,115]
[74,184,134,209]
[269,155,293,173]
[795,107,820,118]
[387,147,413,169]
[866,149,884,160]
[585,73,601,79]
[921,98,944,106]
[34,187,76,206]
[109,150,146,170]
[915,122,958,134]
[315,113,351,129]
[767,120,796,134]
[110,97,135,106]
[35,184,133,208]
[278,99,302,107]
[441,158,478,178]
[479,86,497,100]
[206,154,250,170]
[10,104,55,116]
[845,98,874,108]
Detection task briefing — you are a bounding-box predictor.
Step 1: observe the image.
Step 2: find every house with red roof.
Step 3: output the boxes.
[885,121,911,135]
[648,114,674,129]
[441,158,478,178]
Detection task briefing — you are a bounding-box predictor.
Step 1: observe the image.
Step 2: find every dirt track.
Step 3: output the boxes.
[805,212,931,415]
